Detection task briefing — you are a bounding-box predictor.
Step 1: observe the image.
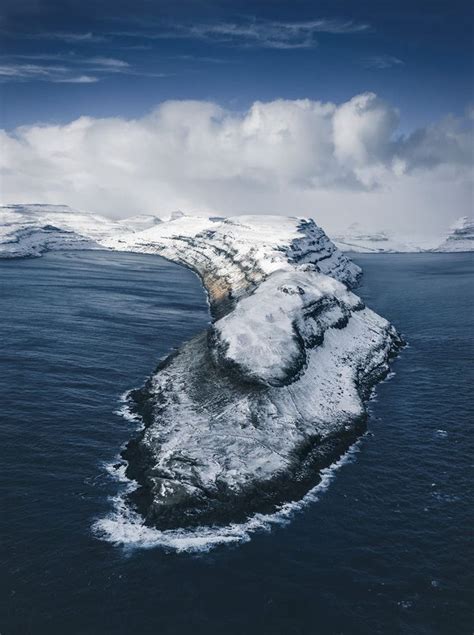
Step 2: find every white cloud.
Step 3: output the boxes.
[54,75,99,83]
[0,55,152,82]
[0,62,101,83]
[363,55,404,69]
[0,63,69,80]
[0,93,472,236]
[35,31,107,43]
[183,18,369,48]
[115,17,370,49]
[84,57,130,69]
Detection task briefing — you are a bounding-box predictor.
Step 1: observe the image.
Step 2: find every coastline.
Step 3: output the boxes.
[0,209,404,536]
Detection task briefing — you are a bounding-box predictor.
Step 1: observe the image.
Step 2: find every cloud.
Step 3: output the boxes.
[183,18,369,48]
[0,63,70,81]
[0,93,472,236]
[363,55,404,69]
[12,17,368,49]
[113,17,370,49]
[35,31,107,43]
[0,55,147,82]
[54,75,99,83]
[84,57,130,69]
[0,62,101,83]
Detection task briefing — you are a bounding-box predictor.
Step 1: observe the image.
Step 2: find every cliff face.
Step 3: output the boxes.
[106,215,401,530]
[434,217,474,253]
[106,214,362,318]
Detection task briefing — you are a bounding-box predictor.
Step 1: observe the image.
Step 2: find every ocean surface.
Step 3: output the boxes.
[0,250,472,634]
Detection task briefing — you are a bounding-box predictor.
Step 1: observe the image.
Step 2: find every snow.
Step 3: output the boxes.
[433,216,474,252]
[332,223,425,253]
[105,213,362,316]
[213,269,363,386]
[116,214,162,233]
[0,204,119,258]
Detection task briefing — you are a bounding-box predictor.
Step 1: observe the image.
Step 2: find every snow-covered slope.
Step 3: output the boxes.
[433,217,474,252]
[332,223,423,253]
[116,214,163,233]
[106,214,361,317]
[0,205,402,533]
[0,204,119,258]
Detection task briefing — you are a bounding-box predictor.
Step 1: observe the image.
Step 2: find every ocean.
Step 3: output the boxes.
[0,250,472,634]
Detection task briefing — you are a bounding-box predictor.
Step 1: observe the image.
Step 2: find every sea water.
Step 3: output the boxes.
[0,250,472,634]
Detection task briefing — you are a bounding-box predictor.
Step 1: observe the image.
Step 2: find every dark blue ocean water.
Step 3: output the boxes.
[0,250,472,635]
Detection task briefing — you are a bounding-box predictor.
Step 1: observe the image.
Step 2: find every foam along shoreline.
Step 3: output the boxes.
[94,392,370,554]
[94,368,400,553]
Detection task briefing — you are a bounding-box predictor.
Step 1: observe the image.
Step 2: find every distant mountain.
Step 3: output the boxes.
[332,223,423,253]
[0,204,119,258]
[0,204,164,258]
[116,214,163,233]
[433,217,474,253]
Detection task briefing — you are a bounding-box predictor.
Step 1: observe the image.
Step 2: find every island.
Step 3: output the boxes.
[1,205,403,529]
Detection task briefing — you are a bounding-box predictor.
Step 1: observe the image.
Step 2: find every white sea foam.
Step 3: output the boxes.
[113,390,145,428]
[103,459,129,484]
[92,437,365,554]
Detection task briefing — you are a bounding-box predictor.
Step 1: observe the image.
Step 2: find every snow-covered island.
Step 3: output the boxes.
[0,204,165,258]
[433,217,474,253]
[332,222,424,253]
[332,218,474,254]
[1,204,404,530]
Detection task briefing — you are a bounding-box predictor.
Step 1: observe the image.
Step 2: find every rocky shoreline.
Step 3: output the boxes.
[121,332,403,530]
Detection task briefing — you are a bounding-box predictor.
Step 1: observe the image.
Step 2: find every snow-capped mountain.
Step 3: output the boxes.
[332,223,423,253]
[0,204,401,530]
[0,204,164,258]
[433,217,474,252]
[116,214,163,233]
[0,204,119,258]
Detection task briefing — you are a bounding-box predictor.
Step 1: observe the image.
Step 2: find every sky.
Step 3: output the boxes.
[0,0,473,237]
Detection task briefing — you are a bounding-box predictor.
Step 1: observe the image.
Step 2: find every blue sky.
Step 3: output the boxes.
[1,0,472,130]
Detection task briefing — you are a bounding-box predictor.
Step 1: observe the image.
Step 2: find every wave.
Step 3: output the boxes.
[113,390,144,427]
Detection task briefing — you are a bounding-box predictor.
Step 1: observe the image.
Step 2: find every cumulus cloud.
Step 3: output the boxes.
[0,92,472,236]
